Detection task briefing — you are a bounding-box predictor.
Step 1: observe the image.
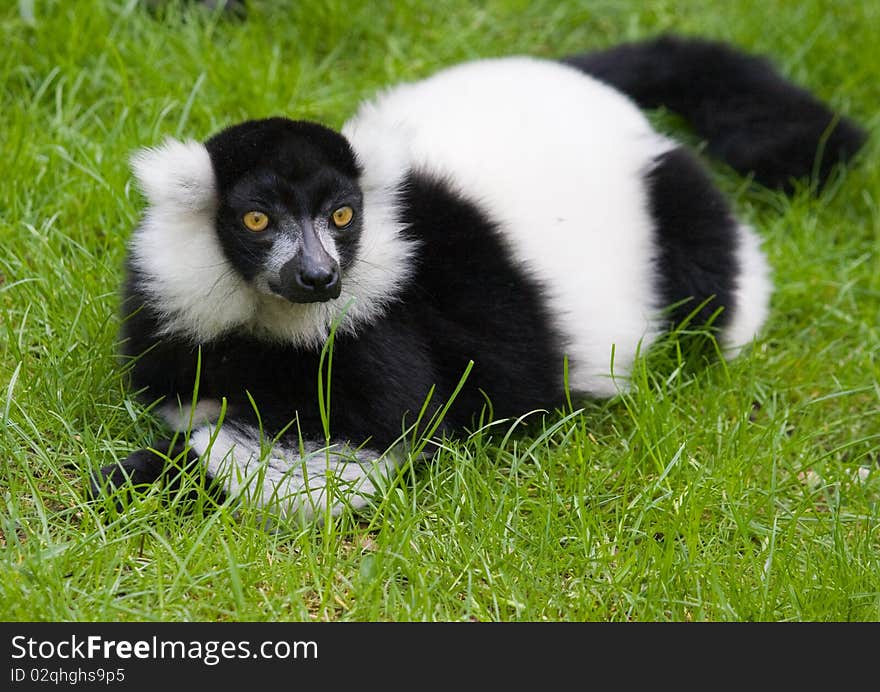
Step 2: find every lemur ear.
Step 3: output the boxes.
[130,138,216,213]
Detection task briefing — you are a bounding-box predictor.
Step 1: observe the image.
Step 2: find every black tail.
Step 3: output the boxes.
[563,35,867,192]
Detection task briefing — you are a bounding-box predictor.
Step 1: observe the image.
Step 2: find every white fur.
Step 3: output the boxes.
[721,224,773,356]
[158,398,223,432]
[189,424,396,522]
[344,57,676,395]
[129,139,257,341]
[131,139,216,214]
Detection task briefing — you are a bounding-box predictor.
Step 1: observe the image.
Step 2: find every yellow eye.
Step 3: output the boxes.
[242,211,269,232]
[331,206,354,228]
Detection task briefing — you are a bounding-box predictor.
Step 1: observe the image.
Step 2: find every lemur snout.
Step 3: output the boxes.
[278,254,341,303]
[298,262,339,291]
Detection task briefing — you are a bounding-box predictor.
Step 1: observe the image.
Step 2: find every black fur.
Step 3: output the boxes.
[206,118,361,189]
[89,438,219,511]
[393,173,565,425]
[564,34,868,191]
[647,147,739,330]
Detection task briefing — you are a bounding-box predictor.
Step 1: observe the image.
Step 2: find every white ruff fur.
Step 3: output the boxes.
[189,424,396,523]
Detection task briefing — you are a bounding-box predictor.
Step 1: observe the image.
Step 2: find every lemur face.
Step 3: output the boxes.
[205,118,363,304]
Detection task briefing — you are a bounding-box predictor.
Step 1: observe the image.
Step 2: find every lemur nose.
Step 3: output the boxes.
[278,253,341,303]
[298,264,339,291]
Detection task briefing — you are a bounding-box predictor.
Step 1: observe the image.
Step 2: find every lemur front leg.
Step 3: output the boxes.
[89,397,226,509]
[187,422,398,523]
[91,415,398,522]
[89,437,213,510]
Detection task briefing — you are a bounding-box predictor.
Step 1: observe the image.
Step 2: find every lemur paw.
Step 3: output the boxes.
[88,440,221,511]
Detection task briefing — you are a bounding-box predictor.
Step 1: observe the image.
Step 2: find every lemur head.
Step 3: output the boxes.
[128,117,412,346]
[205,118,363,304]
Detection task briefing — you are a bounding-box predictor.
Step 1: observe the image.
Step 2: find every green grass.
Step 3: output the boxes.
[1,0,878,622]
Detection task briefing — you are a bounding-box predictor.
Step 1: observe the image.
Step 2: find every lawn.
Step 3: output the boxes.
[1,0,878,622]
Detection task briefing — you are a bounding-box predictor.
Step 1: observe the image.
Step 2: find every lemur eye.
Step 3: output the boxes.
[242,211,269,232]
[331,206,354,228]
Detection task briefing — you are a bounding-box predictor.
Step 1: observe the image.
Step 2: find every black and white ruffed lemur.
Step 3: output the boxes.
[91,35,867,522]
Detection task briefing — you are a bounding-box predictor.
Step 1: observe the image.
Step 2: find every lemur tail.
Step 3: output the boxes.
[562,35,867,192]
